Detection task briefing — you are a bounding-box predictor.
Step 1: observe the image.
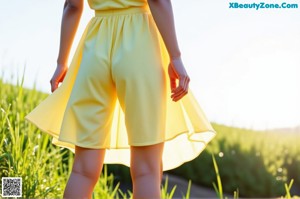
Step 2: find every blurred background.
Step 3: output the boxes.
[1,0,300,198]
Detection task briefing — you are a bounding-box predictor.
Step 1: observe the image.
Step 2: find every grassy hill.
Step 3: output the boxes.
[169,123,300,197]
[1,78,299,198]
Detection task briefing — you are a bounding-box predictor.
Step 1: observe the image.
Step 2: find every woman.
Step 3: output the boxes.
[26,0,216,198]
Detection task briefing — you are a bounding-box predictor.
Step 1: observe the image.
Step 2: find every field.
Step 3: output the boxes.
[0,77,299,198]
[170,123,300,197]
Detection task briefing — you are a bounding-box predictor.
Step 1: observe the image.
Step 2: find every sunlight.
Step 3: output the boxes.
[0,0,299,130]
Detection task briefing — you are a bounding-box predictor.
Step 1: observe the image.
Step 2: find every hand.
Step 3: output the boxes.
[50,64,68,93]
[168,56,190,102]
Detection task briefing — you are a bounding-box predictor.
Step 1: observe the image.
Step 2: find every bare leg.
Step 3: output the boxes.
[130,142,164,199]
[63,146,105,199]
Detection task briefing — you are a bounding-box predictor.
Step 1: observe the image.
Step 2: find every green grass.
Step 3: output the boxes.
[1,76,299,198]
[169,120,300,197]
[211,154,298,199]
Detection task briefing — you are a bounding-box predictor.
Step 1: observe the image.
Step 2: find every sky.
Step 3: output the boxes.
[1,0,300,130]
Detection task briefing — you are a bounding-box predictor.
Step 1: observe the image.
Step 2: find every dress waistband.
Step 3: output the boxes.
[94,6,150,17]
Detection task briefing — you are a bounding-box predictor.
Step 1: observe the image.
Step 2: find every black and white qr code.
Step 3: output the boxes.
[2,177,22,197]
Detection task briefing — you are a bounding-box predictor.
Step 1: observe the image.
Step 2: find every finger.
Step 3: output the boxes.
[171,87,187,99]
[50,79,53,90]
[168,64,178,92]
[171,82,184,98]
[179,79,189,99]
[171,87,183,98]
[172,77,185,94]
[59,72,65,83]
[59,69,67,82]
[172,88,188,101]
[51,81,58,93]
[180,76,189,93]
[170,77,177,92]
[171,87,185,100]
[172,90,187,102]
[183,76,190,92]
[171,77,189,101]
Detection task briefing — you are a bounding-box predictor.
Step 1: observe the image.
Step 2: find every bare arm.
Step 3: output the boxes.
[50,0,83,92]
[147,0,180,59]
[57,0,84,65]
[147,0,190,101]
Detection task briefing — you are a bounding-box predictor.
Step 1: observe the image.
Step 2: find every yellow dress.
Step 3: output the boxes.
[25,0,216,171]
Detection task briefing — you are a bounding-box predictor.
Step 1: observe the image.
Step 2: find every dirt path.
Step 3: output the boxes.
[162,174,232,199]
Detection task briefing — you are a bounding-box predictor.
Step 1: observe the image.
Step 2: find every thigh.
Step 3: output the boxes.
[72,145,106,179]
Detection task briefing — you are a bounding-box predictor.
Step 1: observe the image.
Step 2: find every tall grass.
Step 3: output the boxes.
[211,154,298,199]
[1,78,67,198]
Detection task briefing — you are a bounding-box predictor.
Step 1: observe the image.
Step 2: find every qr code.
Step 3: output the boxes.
[2,177,22,197]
